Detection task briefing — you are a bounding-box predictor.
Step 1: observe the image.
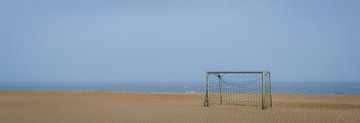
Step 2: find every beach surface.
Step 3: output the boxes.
[0,91,359,123]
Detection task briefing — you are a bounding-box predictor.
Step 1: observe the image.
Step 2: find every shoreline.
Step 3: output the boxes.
[1,90,360,95]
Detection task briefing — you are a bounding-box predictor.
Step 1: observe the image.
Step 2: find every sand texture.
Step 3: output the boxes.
[0,91,359,123]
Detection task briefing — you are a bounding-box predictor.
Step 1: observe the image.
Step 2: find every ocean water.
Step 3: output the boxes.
[0,81,359,94]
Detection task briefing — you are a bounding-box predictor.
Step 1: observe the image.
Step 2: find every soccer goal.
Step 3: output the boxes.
[203,71,272,109]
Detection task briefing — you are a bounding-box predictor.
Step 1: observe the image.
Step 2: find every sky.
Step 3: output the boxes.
[0,0,359,83]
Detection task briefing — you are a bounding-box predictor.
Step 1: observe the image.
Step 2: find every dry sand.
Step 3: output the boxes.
[0,91,359,123]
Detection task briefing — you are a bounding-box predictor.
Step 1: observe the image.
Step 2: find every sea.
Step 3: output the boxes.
[1,81,360,94]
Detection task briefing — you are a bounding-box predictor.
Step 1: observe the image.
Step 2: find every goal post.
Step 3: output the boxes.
[203,71,272,109]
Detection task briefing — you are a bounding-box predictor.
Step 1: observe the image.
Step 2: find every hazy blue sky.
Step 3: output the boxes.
[0,0,359,83]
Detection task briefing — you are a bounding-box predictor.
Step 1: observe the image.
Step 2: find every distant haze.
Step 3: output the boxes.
[1,0,359,83]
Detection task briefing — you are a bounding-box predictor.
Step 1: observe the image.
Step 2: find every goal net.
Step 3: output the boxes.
[203,71,272,109]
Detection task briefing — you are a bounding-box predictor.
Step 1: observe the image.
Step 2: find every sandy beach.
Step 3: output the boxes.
[0,91,359,123]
